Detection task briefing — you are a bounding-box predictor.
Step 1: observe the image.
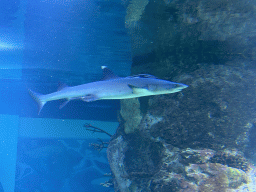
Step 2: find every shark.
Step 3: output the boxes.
[29,66,188,114]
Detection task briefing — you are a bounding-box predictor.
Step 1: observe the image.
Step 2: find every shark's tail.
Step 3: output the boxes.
[28,89,46,115]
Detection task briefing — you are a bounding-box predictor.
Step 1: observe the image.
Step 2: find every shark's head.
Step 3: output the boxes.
[148,82,188,95]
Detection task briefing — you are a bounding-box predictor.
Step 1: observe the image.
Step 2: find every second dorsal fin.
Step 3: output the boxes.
[57,82,69,91]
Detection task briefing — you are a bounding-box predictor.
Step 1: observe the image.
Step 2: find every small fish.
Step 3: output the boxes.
[29,66,188,114]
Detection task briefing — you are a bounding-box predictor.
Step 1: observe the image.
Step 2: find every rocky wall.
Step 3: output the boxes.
[107,0,256,191]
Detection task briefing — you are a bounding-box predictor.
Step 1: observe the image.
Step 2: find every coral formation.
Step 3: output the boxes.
[107,0,256,191]
[210,150,250,172]
[125,0,149,28]
[185,163,249,191]
[120,98,142,134]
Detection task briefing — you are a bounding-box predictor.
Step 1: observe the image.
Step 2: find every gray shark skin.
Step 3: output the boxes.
[29,66,188,114]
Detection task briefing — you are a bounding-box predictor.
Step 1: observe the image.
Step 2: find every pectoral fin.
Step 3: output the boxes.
[81,94,99,102]
[59,99,71,109]
[128,84,151,94]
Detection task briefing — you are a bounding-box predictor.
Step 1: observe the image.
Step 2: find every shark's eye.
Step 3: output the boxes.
[170,84,179,88]
[165,84,178,90]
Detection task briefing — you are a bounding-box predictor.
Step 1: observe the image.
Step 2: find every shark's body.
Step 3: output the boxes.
[29,66,188,114]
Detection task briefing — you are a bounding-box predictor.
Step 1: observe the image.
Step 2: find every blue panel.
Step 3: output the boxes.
[0,114,19,192]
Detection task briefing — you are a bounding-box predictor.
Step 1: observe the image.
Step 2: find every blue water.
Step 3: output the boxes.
[0,0,130,191]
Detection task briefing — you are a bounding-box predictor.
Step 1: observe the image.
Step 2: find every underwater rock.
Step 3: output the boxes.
[185,163,250,191]
[120,98,142,134]
[107,64,256,191]
[210,149,250,172]
[150,65,256,151]
[125,0,149,29]
[107,135,131,192]
[107,0,256,191]
[118,64,256,152]
[180,148,215,165]
[107,137,256,191]
[127,0,256,77]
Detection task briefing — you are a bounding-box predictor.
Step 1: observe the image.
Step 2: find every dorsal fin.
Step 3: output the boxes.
[132,74,158,79]
[57,82,69,91]
[101,66,119,80]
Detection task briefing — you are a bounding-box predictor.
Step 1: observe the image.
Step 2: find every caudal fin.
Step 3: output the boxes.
[28,89,46,115]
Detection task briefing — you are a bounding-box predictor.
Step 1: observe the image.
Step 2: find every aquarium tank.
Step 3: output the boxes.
[0,0,256,192]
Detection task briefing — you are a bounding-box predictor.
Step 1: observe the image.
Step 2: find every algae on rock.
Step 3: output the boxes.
[120,98,142,134]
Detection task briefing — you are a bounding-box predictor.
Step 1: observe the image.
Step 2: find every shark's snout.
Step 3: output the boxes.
[166,83,188,93]
[169,83,188,89]
[179,83,188,89]
[175,83,188,91]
